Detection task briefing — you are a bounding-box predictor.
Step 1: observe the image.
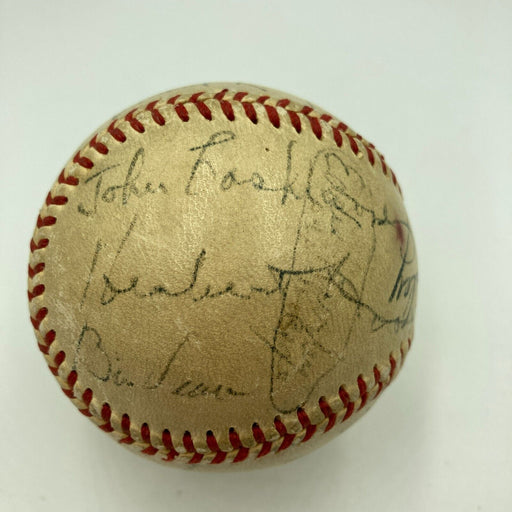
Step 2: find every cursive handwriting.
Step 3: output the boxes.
[186,131,300,204]
[77,147,167,217]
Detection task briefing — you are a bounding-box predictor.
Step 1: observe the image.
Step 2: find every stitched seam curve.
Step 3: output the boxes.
[28,87,410,464]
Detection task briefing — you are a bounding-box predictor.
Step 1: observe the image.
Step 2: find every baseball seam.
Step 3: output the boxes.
[28,87,410,464]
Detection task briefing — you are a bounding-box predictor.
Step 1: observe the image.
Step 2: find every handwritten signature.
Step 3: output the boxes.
[74,130,417,411]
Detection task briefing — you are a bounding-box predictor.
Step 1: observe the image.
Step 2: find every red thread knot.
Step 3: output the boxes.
[333,127,343,147]
[309,116,323,140]
[57,169,79,186]
[73,152,94,169]
[288,110,302,133]
[183,431,203,464]
[242,102,258,124]
[175,103,189,122]
[45,193,68,206]
[189,92,204,103]
[318,397,337,432]
[125,110,145,133]
[120,414,134,444]
[37,215,56,228]
[28,262,45,278]
[28,284,45,302]
[89,135,108,155]
[195,101,212,120]
[338,387,354,422]
[100,404,114,432]
[366,146,375,166]
[220,100,235,121]
[252,423,272,458]
[297,408,316,443]
[274,418,295,452]
[357,376,368,410]
[265,105,280,128]
[162,429,179,460]
[213,89,228,101]
[206,431,227,464]
[347,134,359,155]
[229,428,249,462]
[30,237,49,253]
[107,121,127,142]
[31,306,48,330]
[233,91,248,102]
[145,101,166,126]
[141,423,158,455]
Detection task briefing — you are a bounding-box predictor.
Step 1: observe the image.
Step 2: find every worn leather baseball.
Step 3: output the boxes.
[28,83,417,469]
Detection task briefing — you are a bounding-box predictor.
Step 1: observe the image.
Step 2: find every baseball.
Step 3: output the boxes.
[28,83,418,469]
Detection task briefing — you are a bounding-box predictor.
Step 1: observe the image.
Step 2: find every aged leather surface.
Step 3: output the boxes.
[28,83,417,467]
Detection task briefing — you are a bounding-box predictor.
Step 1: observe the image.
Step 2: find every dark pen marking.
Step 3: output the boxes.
[186,131,236,195]
[172,380,247,399]
[80,240,103,309]
[187,132,300,204]
[77,148,167,217]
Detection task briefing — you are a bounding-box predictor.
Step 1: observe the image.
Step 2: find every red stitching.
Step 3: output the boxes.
[162,429,179,460]
[242,102,258,124]
[100,404,114,432]
[125,110,145,133]
[288,110,302,133]
[89,135,108,155]
[297,407,316,443]
[45,193,68,206]
[141,423,158,455]
[332,127,343,147]
[28,262,45,278]
[183,431,204,464]
[347,134,359,156]
[167,94,181,105]
[120,414,134,444]
[338,387,355,422]
[64,370,77,398]
[93,91,398,187]
[28,284,45,302]
[233,91,247,102]
[57,169,79,186]
[107,121,127,142]
[357,376,368,410]
[145,101,166,126]
[265,104,280,128]
[373,366,383,398]
[220,100,235,121]
[214,89,228,101]
[50,350,65,376]
[319,397,337,432]
[252,423,272,458]
[229,428,250,462]
[73,151,94,169]
[207,430,227,464]
[37,215,56,228]
[380,154,388,175]
[189,92,204,103]
[174,103,189,122]
[274,418,296,452]
[389,355,397,380]
[195,101,212,120]
[80,388,93,417]
[30,306,47,329]
[309,116,323,140]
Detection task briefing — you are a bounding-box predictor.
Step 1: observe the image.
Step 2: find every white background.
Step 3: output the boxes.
[1,1,511,511]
